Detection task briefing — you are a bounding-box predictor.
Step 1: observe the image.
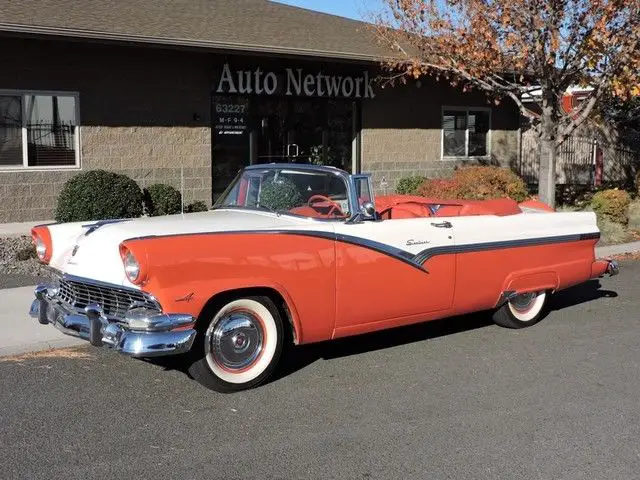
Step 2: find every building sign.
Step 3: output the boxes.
[215,63,376,99]
[214,95,249,140]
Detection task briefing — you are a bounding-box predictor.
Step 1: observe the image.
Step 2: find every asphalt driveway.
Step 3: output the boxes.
[0,261,638,480]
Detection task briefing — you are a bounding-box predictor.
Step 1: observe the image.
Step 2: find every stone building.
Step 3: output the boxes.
[0,0,520,223]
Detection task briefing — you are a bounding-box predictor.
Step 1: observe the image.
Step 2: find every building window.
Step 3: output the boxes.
[442,108,490,158]
[0,91,80,169]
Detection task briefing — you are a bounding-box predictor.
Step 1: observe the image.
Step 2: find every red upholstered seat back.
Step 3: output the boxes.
[432,205,462,217]
[375,195,522,219]
[460,198,522,216]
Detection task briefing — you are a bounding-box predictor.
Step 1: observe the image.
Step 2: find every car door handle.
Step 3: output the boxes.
[431,221,452,228]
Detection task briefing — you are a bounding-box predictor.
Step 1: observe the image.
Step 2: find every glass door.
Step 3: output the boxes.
[285,99,325,165]
[254,98,289,164]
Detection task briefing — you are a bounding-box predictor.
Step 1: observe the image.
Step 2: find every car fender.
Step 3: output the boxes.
[497,270,560,306]
[150,277,310,344]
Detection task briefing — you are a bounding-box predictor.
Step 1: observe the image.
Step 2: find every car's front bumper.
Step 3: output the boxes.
[29,285,197,357]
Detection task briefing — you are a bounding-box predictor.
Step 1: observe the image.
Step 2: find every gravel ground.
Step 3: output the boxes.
[0,236,53,289]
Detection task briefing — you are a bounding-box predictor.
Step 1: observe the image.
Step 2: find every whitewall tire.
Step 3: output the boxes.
[188,296,284,393]
[493,291,548,329]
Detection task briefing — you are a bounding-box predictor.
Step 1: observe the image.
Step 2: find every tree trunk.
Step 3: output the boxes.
[538,95,558,208]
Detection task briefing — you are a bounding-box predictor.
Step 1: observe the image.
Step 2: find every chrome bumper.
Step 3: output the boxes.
[606,260,619,277]
[29,285,197,357]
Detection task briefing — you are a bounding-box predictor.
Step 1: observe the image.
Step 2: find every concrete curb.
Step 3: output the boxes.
[595,241,640,258]
[0,220,54,238]
[0,338,86,358]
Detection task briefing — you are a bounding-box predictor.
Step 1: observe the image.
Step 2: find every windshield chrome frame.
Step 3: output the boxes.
[214,164,360,222]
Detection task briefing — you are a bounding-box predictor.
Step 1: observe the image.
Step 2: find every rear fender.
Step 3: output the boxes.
[496,271,559,307]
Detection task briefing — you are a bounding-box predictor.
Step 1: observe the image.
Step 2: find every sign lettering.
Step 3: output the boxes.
[216,63,376,99]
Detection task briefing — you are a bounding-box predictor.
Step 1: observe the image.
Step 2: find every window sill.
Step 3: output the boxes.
[0,165,81,173]
[441,156,492,162]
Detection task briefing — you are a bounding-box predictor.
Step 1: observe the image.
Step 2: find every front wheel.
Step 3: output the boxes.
[492,291,548,329]
[188,296,284,393]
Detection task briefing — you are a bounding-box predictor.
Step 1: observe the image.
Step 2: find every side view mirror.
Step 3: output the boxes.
[361,201,376,218]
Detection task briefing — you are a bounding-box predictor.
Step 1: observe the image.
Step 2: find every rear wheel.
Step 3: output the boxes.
[188,296,284,393]
[493,291,548,329]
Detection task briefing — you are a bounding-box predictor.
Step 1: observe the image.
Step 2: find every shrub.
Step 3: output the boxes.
[628,200,640,231]
[396,176,427,195]
[555,184,595,209]
[591,188,631,225]
[186,201,209,213]
[55,170,143,222]
[15,244,37,261]
[144,184,182,216]
[259,178,303,211]
[417,166,528,202]
[597,216,635,245]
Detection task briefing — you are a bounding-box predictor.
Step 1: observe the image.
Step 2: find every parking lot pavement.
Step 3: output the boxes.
[0,261,638,480]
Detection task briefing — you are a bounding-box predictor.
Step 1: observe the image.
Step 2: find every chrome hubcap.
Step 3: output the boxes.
[207,311,263,371]
[510,292,537,312]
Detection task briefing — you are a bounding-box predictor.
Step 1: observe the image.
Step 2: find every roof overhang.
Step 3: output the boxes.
[0,22,382,63]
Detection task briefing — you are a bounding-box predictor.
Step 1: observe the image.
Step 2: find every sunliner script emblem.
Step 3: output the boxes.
[406,239,430,246]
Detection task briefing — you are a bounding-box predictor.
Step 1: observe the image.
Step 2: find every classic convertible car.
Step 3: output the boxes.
[29,164,618,392]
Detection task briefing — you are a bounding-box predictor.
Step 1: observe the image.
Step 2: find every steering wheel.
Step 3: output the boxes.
[307,194,343,216]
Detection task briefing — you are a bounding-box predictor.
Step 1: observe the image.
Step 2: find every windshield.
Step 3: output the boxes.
[214,167,351,219]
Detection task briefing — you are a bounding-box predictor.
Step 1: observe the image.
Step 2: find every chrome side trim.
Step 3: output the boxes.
[123,229,602,275]
[414,232,601,264]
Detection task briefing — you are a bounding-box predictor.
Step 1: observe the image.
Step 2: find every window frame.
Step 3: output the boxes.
[440,106,492,160]
[0,89,81,171]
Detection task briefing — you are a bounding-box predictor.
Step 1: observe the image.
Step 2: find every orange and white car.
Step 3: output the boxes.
[29,164,618,392]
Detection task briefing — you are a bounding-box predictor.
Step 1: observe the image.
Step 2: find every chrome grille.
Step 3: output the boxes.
[56,276,159,319]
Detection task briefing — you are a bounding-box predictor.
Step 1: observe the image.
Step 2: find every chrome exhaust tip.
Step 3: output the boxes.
[607,260,619,277]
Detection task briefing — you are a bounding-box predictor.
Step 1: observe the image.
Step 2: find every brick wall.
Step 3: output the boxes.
[0,37,212,223]
[361,79,521,194]
[82,126,211,204]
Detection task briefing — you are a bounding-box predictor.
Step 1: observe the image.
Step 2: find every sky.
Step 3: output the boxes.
[272,0,385,21]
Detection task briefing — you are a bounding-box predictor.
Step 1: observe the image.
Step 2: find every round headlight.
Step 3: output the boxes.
[35,236,47,260]
[123,250,140,282]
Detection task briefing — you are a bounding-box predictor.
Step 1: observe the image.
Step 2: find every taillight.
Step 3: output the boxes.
[31,226,52,263]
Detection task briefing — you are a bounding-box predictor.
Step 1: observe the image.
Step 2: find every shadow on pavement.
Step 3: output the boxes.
[141,279,618,387]
[547,279,617,311]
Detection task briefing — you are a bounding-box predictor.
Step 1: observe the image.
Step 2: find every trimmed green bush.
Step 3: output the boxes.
[144,184,182,216]
[55,170,144,222]
[259,178,303,211]
[396,176,427,195]
[186,201,208,213]
[591,188,631,225]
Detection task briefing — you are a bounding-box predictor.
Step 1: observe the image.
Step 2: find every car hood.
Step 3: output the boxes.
[52,209,329,287]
